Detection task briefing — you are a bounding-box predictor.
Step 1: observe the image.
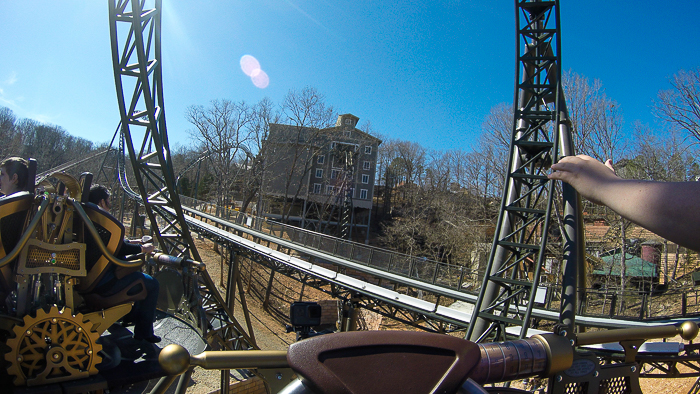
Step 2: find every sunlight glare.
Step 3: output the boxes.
[251,69,270,89]
[240,55,269,89]
[240,55,261,77]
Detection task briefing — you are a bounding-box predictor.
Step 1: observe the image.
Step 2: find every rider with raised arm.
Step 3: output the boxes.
[548,154,700,252]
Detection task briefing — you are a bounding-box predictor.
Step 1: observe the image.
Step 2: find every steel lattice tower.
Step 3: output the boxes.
[467,0,582,342]
[338,147,358,240]
[108,0,200,261]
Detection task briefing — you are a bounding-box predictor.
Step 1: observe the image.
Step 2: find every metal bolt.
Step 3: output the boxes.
[17,356,22,362]
[51,318,57,324]
[556,375,562,382]
[87,349,93,355]
[594,371,599,377]
[631,366,636,372]
[26,330,32,335]
[276,373,282,380]
[76,327,82,332]
[560,330,567,337]
[52,353,60,360]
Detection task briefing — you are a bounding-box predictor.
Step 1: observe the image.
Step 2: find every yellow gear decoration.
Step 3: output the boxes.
[4,306,102,386]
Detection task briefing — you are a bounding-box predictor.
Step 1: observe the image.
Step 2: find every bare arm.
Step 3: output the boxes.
[548,155,700,252]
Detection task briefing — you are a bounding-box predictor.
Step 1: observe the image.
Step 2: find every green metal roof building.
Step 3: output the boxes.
[592,253,658,279]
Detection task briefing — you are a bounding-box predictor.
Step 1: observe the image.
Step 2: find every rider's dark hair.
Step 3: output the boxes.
[88,184,111,205]
[0,157,28,191]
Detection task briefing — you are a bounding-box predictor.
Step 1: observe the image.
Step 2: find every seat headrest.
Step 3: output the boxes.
[26,158,37,193]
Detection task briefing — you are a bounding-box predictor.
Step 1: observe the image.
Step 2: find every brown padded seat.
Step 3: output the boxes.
[287,330,481,394]
[0,192,34,296]
[78,202,146,310]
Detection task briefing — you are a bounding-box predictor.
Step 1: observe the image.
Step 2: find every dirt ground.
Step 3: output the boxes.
[181,238,699,394]
[180,239,297,394]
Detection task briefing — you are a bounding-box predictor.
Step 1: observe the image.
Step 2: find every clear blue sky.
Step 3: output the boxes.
[1,1,699,153]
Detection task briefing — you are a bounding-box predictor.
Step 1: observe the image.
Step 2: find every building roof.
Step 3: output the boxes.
[592,253,658,278]
[584,224,665,243]
[267,114,382,145]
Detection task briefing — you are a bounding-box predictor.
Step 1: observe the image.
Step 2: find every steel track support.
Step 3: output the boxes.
[467,0,580,342]
[108,1,259,362]
[108,0,200,260]
[263,269,276,310]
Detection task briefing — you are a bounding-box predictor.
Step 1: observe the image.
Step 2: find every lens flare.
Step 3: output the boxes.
[251,69,270,89]
[240,54,269,89]
[240,55,261,77]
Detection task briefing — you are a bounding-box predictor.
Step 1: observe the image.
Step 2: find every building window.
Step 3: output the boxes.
[326,185,335,195]
[313,183,321,194]
[363,161,371,170]
[317,155,325,164]
[361,174,369,184]
[365,146,372,154]
[330,142,337,149]
[331,169,340,179]
[360,189,368,199]
[344,130,352,137]
[315,169,323,178]
[345,118,351,125]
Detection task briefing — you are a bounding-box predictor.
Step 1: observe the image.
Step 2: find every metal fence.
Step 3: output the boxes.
[178,195,481,292]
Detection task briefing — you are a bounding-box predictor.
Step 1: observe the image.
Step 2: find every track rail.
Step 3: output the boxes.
[177,203,700,331]
[174,203,700,380]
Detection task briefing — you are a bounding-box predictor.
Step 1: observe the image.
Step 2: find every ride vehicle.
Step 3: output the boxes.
[0,162,164,389]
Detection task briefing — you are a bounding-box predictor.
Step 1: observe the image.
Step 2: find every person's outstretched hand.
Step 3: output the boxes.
[548,155,619,205]
[141,243,155,255]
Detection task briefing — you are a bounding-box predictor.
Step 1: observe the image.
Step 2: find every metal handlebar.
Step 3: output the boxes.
[157,319,697,394]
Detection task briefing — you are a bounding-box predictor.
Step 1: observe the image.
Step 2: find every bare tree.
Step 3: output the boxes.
[424,150,452,192]
[626,124,694,182]
[654,68,700,143]
[375,137,399,217]
[276,87,335,222]
[563,70,632,298]
[18,121,93,173]
[562,70,608,155]
[0,107,22,159]
[359,120,377,137]
[391,141,426,206]
[186,99,252,211]
[469,102,512,216]
[482,102,512,148]
[240,97,280,213]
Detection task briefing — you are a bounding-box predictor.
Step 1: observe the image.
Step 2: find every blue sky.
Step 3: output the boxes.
[1,1,699,153]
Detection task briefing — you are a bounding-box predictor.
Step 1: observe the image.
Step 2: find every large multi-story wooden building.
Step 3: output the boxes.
[262,114,381,242]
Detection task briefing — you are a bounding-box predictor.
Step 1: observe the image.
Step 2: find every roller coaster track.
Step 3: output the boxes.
[174,199,700,379]
[102,0,700,388]
[176,197,700,329]
[35,148,112,183]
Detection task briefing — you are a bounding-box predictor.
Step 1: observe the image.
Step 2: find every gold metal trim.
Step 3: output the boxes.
[16,238,86,276]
